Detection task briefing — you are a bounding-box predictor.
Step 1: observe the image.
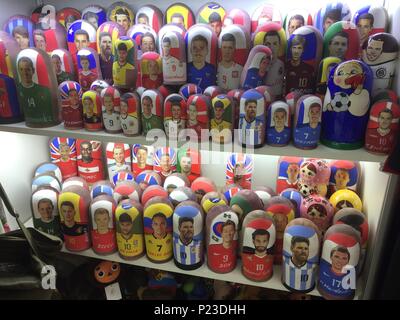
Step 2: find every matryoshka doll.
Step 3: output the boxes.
[186,94,210,142]
[76,139,104,184]
[169,186,197,207]
[90,79,109,95]
[241,211,275,281]
[251,4,282,34]
[230,189,263,228]
[284,9,313,38]
[89,195,117,255]
[173,200,205,270]
[280,188,303,218]
[50,137,78,181]
[141,185,168,207]
[62,176,89,192]
[164,3,195,30]
[90,180,114,199]
[179,83,202,99]
[33,22,67,53]
[34,162,63,183]
[82,5,107,30]
[186,24,218,91]
[59,81,83,129]
[210,94,233,144]
[113,180,141,204]
[120,92,140,136]
[329,189,362,213]
[164,173,190,194]
[282,218,321,293]
[107,1,135,33]
[221,184,241,205]
[293,95,323,150]
[227,88,244,129]
[112,36,137,90]
[321,60,373,149]
[365,100,400,154]
[59,185,91,251]
[203,85,223,99]
[135,170,161,191]
[153,147,176,182]
[51,49,76,85]
[31,186,61,237]
[163,93,186,139]
[111,171,134,186]
[226,153,253,190]
[253,186,276,208]
[106,143,131,182]
[15,48,60,127]
[317,224,361,300]
[191,177,217,203]
[223,9,251,35]
[141,89,164,135]
[141,52,163,89]
[4,15,34,49]
[0,31,23,124]
[115,199,144,260]
[32,174,61,194]
[315,57,341,97]
[314,2,351,36]
[276,156,303,194]
[201,191,228,215]
[197,2,225,37]
[177,147,201,184]
[299,158,331,197]
[77,48,101,92]
[127,24,157,61]
[82,90,102,131]
[136,5,164,33]
[206,205,239,273]
[266,101,291,146]
[57,8,81,31]
[328,160,360,196]
[131,144,154,177]
[240,45,272,90]
[143,196,174,263]
[300,195,334,234]
[101,86,122,133]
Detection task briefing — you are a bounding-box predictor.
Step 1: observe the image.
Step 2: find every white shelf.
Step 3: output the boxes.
[0,122,387,163]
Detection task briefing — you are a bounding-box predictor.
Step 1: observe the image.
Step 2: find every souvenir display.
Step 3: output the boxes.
[251,4,282,34]
[131,144,154,177]
[177,147,201,184]
[230,189,263,227]
[0,31,23,124]
[241,211,275,281]
[135,170,162,191]
[16,48,60,127]
[328,160,360,196]
[33,22,67,53]
[3,15,34,49]
[120,92,140,136]
[153,147,177,181]
[240,45,272,90]
[101,86,122,133]
[206,205,239,273]
[107,1,134,32]
[90,180,114,199]
[82,5,107,29]
[164,173,190,194]
[353,5,388,47]
[197,3,226,36]
[32,174,61,193]
[141,89,164,135]
[115,199,144,260]
[136,5,163,33]
[90,79,109,94]
[34,162,63,183]
[365,100,400,154]
[284,9,313,38]
[210,94,233,144]
[82,90,103,131]
[52,49,76,85]
[163,93,186,139]
[50,137,78,181]
[322,21,359,60]
[300,195,334,233]
[318,224,361,300]
[223,8,251,34]
[329,189,362,213]
[285,26,323,95]
[185,94,210,142]
[142,185,169,207]
[293,95,323,149]
[31,186,61,237]
[165,3,195,30]
[276,156,303,194]
[62,176,89,191]
[179,83,202,99]
[59,185,91,251]
[76,139,104,184]
[106,143,131,181]
[143,196,174,263]
[67,20,97,57]
[280,188,303,218]
[77,48,101,92]
[89,195,117,255]
[173,201,204,270]
[226,153,253,189]
[321,60,373,149]
[266,101,291,146]
[127,24,157,59]
[57,8,81,31]
[201,191,228,214]
[315,57,341,96]
[191,177,217,203]
[299,158,331,197]
[282,218,321,292]
[111,171,134,186]
[314,2,351,35]
[169,186,197,207]
[112,36,137,89]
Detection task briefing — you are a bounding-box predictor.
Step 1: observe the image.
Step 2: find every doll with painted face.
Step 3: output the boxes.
[298,158,331,197]
[163,94,186,139]
[186,94,210,142]
[177,147,201,184]
[284,9,313,38]
[107,2,134,33]
[153,147,177,182]
[300,195,334,234]
[160,30,186,85]
[135,171,161,192]
[329,189,362,213]
[136,5,163,33]
[120,92,140,136]
[197,3,226,37]
[131,144,154,177]
[140,52,162,89]
[90,180,114,200]
[165,3,195,30]
[251,4,282,34]
[106,143,131,182]
[127,25,157,62]
[328,160,360,196]
[4,15,34,50]
[51,49,75,85]
[210,94,233,144]
[82,5,107,30]
[141,89,164,135]
[226,153,253,190]
[276,157,304,194]
[314,2,351,35]
[76,139,104,184]
[101,86,122,133]
[50,137,78,180]
[266,101,291,146]
[240,45,272,90]
[112,36,137,89]
[82,90,102,131]
[77,48,101,92]
[57,8,81,32]
[34,21,67,53]
[191,177,217,204]
[315,57,341,97]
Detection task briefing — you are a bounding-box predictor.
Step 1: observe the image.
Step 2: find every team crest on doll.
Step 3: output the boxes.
[223,9,251,34]
[226,153,253,189]
[353,5,388,47]
[67,20,97,56]
[314,2,351,35]
[136,5,163,33]
[153,147,177,180]
[57,8,81,31]
[101,87,122,133]
[77,48,101,92]
[50,137,78,180]
[251,4,282,34]
[163,93,186,139]
[106,143,131,182]
[284,9,313,38]
[4,15,35,49]
[107,2,135,33]
[82,90,103,131]
[165,3,195,30]
[82,5,107,30]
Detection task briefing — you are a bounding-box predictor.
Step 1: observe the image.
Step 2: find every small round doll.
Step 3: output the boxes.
[113,180,141,204]
[201,191,228,214]
[82,90,103,131]
[107,1,135,33]
[3,15,34,49]
[299,158,331,197]
[82,5,107,30]
[31,186,61,237]
[51,49,76,85]
[241,211,275,281]
[90,79,109,95]
[314,2,351,35]
[0,31,23,124]
[136,5,164,33]
[153,147,176,182]
[217,24,249,91]
[365,100,400,154]
[284,9,313,38]
[196,2,226,37]
[253,186,276,208]
[321,60,373,149]
[203,85,223,99]
[266,101,291,146]
[230,190,264,228]
[276,156,304,194]
[16,48,61,128]
[141,89,164,135]
[101,86,122,133]
[315,56,342,96]
[112,36,137,89]
[89,195,117,255]
[67,20,97,58]
[328,160,360,196]
[191,177,217,203]
[90,180,114,200]
[63,177,89,192]
[329,189,363,213]
[238,89,266,147]
[221,184,241,205]
[111,171,134,186]
[282,218,321,293]
[226,153,253,190]
[173,201,205,270]
[186,94,210,142]
[115,199,144,260]
[57,8,81,31]
[210,94,233,144]
[140,52,162,90]
[163,93,186,139]
[142,185,168,207]
[159,29,187,85]
[206,205,239,273]
[179,83,202,99]
[76,139,104,184]
[59,185,92,251]
[240,45,272,90]
[143,196,174,263]
[169,186,197,207]
[164,173,190,194]
[77,48,101,92]
[186,23,218,91]
[50,137,78,181]
[361,33,399,95]
[106,143,131,182]
[32,173,61,193]
[323,21,360,60]
[285,26,323,95]
[165,3,195,30]
[280,188,303,218]
[177,147,201,184]
[120,92,140,136]
[131,144,154,177]
[251,4,282,34]
[135,170,162,192]
[300,195,334,233]
[317,224,361,300]
[33,22,67,54]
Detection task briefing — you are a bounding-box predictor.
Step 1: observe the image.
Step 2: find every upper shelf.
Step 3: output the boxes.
[0,122,387,163]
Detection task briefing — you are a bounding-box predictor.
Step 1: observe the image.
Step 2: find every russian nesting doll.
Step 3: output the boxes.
[82,5,107,30]
[111,171,134,186]
[253,186,276,208]
[240,45,272,90]
[141,52,162,89]
[276,156,303,194]
[197,3,225,36]
[206,205,239,273]
[131,144,154,177]
[314,2,351,35]
[112,36,137,89]
[226,153,253,189]
[179,83,202,99]
[169,186,197,207]
[143,196,174,263]
[164,173,190,194]
[76,139,104,184]
[59,81,83,129]
[77,48,101,92]
[191,177,217,203]
[126,24,157,62]
[141,185,168,207]
[106,143,131,181]
[317,224,361,300]
[300,195,334,233]
[299,158,331,197]
[62,176,89,191]
[90,79,109,95]
[90,180,114,199]
[220,184,241,205]
[59,185,91,251]
[173,200,204,270]
[120,92,140,136]
[82,90,103,131]
[328,160,361,196]
[34,22,67,53]
[89,195,117,254]
[101,86,122,133]
[282,218,321,292]
[67,20,97,62]
[284,9,313,38]
[165,3,195,30]
[141,89,164,135]
[163,93,186,139]
[107,2,135,33]
[223,9,251,34]
[153,147,176,182]
[136,5,163,33]
[251,4,282,34]
[321,60,373,149]
[50,137,78,180]
[34,162,63,182]
[316,57,341,96]
[51,49,75,85]
[186,94,210,142]
[201,191,228,214]
[32,174,61,193]
[210,94,233,144]
[266,101,291,146]
[57,8,81,31]
[176,147,201,184]
[323,21,360,60]
[135,170,161,191]
[230,189,264,227]
[329,189,362,213]
[113,180,141,204]
[31,186,61,237]
[4,15,34,49]
[203,85,223,99]
[280,188,303,218]
[115,199,144,260]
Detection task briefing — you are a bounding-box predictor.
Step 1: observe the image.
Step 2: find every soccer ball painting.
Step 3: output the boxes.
[331,92,351,112]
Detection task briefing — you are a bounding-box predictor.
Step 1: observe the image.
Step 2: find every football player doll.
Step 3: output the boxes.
[101,86,122,133]
[77,48,101,92]
[186,94,210,142]
[210,94,234,144]
[251,4,282,34]
[59,81,83,129]
[106,143,131,182]
[141,52,163,89]
[164,173,190,194]
[34,21,67,53]
[201,191,228,215]
[62,177,89,192]
[112,36,137,90]
[191,177,217,204]
[135,170,162,191]
[136,5,164,33]
[197,3,226,36]
[164,3,195,30]
[50,137,78,180]
[160,30,186,85]
[51,49,76,85]
[266,101,291,146]
[141,89,164,135]
[169,187,197,207]
[314,2,351,35]
[90,180,114,199]
[82,90,103,131]
[90,79,109,95]
[223,9,251,34]
[240,45,272,90]
[177,147,201,184]
[131,144,154,177]
[276,156,303,194]
[153,147,177,182]
[120,92,140,136]
[226,153,253,189]
[284,9,313,38]
[300,195,334,233]
[113,180,141,204]
[315,57,341,97]
[142,185,168,207]
[76,139,104,184]
[57,8,81,31]
[4,15,35,50]
[230,190,264,228]
[328,160,361,196]
[179,83,202,99]
[82,5,107,29]
[253,186,276,208]
[163,93,186,139]
[107,1,135,33]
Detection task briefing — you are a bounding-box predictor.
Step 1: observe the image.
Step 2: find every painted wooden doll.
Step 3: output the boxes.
[210,94,233,144]
[329,189,362,213]
[251,4,282,34]
[169,186,197,207]
[153,147,176,182]
[141,89,164,135]
[58,81,82,130]
[62,176,89,192]
[101,86,122,133]
[315,57,341,96]
[106,143,131,182]
[131,144,154,177]
[196,3,226,37]
[57,8,81,31]
[179,83,202,99]
[165,3,195,30]
[323,21,360,60]
[82,5,107,30]
[230,190,264,228]
[120,92,140,136]
[76,139,104,184]
[280,188,303,218]
[201,191,228,214]
[186,94,210,142]
[136,5,164,33]
[113,180,141,204]
[314,2,351,35]
[328,160,361,196]
[141,185,168,207]
[240,45,272,90]
[173,200,204,270]
[50,137,78,181]
[112,36,137,89]
[90,180,114,199]
[191,177,217,203]
[32,173,61,193]
[300,195,334,233]
[299,158,331,197]
[82,90,102,131]
[33,22,67,53]
[127,24,157,60]
[163,93,186,139]
[177,147,201,184]
[51,49,76,85]
[107,1,135,33]
[135,170,162,191]
[77,48,101,93]
[4,15,34,50]
[276,156,303,194]
[226,153,253,190]
[141,52,162,90]
[266,101,291,146]
[284,9,313,38]
[253,186,275,209]
[111,171,134,186]
[223,9,251,34]
[67,20,97,66]
[90,79,109,95]
[164,173,190,194]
